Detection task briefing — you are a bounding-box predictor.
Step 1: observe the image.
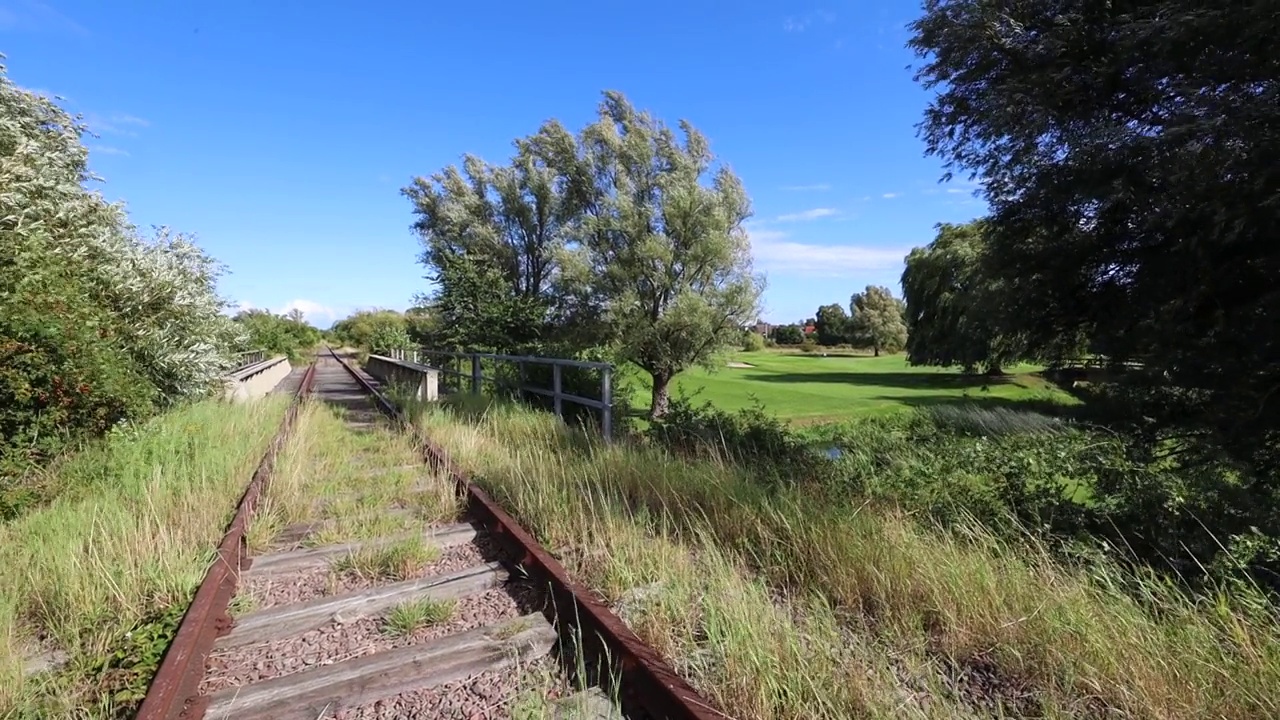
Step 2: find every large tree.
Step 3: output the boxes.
[813,304,851,347]
[900,221,1024,373]
[909,0,1280,468]
[575,92,763,419]
[849,285,908,356]
[403,122,586,354]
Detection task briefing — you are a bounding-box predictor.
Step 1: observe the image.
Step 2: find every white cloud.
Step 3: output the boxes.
[749,227,907,278]
[945,187,968,194]
[277,299,339,326]
[780,183,831,192]
[85,112,151,137]
[783,11,836,33]
[881,192,899,199]
[89,145,129,157]
[777,207,839,222]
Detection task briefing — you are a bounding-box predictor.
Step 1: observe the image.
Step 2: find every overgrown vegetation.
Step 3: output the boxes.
[0,397,287,718]
[0,60,243,500]
[231,309,322,362]
[406,395,1280,719]
[901,1,1280,576]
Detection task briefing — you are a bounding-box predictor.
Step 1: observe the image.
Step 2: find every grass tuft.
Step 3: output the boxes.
[331,538,439,581]
[381,597,455,637]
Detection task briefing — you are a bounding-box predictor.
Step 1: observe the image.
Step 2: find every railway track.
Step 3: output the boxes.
[134,349,723,720]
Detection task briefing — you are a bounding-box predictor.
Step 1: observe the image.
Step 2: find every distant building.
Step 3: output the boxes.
[752,321,773,337]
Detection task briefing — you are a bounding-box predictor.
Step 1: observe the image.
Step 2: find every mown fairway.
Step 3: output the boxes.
[654,350,1075,423]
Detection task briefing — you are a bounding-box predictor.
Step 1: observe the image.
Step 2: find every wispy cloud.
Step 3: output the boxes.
[749,227,907,278]
[881,192,900,199]
[780,183,831,192]
[777,207,839,222]
[89,145,130,157]
[84,112,151,137]
[783,10,836,33]
[0,1,88,36]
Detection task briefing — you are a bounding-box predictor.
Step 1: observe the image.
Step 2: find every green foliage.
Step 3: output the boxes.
[901,221,1025,373]
[331,309,414,352]
[908,0,1280,475]
[770,324,804,345]
[573,92,764,419]
[740,331,766,352]
[232,309,320,361]
[848,285,907,356]
[403,123,591,354]
[405,91,762,420]
[82,601,187,714]
[0,61,240,490]
[647,396,837,487]
[812,303,850,346]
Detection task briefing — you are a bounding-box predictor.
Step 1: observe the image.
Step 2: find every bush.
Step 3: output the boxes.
[798,339,819,353]
[233,310,321,362]
[646,396,838,486]
[0,62,240,507]
[740,332,766,352]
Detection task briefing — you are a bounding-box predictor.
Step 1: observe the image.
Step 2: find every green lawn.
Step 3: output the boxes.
[643,350,1076,423]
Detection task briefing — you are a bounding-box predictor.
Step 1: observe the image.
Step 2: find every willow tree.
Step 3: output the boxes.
[403,121,589,354]
[900,221,1023,374]
[575,92,762,419]
[849,285,907,356]
[909,0,1280,470]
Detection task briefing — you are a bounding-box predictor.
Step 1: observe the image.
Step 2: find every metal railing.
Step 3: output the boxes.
[232,350,267,371]
[379,348,615,440]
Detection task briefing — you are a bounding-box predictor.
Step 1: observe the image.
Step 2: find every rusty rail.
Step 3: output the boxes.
[135,361,316,720]
[327,347,728,720]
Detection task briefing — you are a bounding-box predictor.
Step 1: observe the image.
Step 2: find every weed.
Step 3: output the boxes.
[331,539,439,581]
[381,597,455,637]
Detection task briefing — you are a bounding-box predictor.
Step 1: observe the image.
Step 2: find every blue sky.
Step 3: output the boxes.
[1,0,985,328]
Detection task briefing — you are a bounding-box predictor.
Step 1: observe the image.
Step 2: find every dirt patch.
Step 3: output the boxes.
[726,362,755,369]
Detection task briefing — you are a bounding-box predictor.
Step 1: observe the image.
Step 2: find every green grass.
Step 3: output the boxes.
[639,351,1076,424]
[403,394,1280,720]
[242,398,459,555]
[381,597,454,636]
[331,538,440,581]
[0,396,289,718]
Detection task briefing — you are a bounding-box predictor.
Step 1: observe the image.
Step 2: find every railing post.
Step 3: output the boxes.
[471,354,482,395]
[601,367,613,442]
[552,364,563,419]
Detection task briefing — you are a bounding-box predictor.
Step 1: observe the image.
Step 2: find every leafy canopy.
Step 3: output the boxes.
[849,285,908,356]
[909,0,1280,468]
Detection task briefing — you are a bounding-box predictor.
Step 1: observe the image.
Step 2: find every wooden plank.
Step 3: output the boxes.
[204,612,556,720]
[271,508,416,548]
[218,562,506,649]
[244,523,476,578]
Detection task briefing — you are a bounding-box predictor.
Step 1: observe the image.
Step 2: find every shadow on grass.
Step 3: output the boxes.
[749,370,1029,391]
[876,393,1079,416]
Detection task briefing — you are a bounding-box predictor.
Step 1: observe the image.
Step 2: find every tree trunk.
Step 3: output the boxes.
[873,343,880,357]
[649,372,672,421]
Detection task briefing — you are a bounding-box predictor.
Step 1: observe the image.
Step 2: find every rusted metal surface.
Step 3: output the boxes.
[136,361,316,720]
[328,348,728,720]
